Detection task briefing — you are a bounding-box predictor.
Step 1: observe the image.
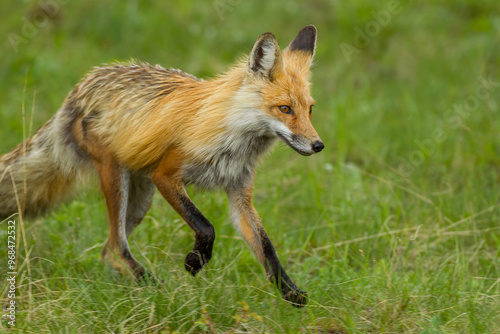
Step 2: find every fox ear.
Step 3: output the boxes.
[287,25,317,56]
[248,32,283,79]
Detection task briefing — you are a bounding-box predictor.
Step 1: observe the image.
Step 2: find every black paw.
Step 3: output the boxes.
[184,250,208,276]
[282,289,308,308]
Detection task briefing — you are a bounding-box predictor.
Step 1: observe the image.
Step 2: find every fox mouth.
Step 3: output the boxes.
[276,133,314,156]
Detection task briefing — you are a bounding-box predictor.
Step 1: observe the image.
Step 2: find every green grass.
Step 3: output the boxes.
[1,0,500,333]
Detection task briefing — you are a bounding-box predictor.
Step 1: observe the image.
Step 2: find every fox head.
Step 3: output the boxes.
[246,25,323,156]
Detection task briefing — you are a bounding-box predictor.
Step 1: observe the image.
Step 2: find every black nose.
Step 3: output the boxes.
[312,141,324,153]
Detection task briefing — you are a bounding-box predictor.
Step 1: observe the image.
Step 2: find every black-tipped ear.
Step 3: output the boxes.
[288,25,317,55]
[248,32,283,78]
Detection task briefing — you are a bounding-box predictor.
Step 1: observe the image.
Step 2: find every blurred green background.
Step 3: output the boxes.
[1,0,499,333]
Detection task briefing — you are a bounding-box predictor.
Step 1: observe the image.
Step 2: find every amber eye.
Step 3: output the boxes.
[309,106,313,115]
[278,105,293,114]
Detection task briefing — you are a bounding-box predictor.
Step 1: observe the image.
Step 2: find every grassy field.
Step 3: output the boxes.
[1,0,499,333]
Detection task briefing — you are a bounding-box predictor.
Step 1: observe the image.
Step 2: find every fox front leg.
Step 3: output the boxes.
[226,186,307,307]
[152,151,215,276]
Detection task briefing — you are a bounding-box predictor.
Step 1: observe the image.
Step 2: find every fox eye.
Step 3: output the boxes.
[278,105,293,114]
[309,106,313,115]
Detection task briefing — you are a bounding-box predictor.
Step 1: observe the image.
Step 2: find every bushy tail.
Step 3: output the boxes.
[0,111,87,220]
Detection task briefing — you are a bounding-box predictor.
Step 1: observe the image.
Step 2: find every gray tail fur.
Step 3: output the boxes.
[0,109,88,220]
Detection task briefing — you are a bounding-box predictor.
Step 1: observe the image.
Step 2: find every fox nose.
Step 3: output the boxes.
[312,141,324,153]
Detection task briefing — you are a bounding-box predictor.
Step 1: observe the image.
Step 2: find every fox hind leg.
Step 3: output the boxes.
[97,158,152,282]
[123,173,157,282]
[125,173,155,238]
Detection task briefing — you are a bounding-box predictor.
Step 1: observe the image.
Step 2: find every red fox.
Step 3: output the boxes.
[0,25,323,306]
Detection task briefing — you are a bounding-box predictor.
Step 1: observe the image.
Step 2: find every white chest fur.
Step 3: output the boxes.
[182,86,279,189]
[182,132,276,189]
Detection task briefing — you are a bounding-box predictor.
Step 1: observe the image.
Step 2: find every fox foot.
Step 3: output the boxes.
[184,250,210,276]
[282,288,308,308]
